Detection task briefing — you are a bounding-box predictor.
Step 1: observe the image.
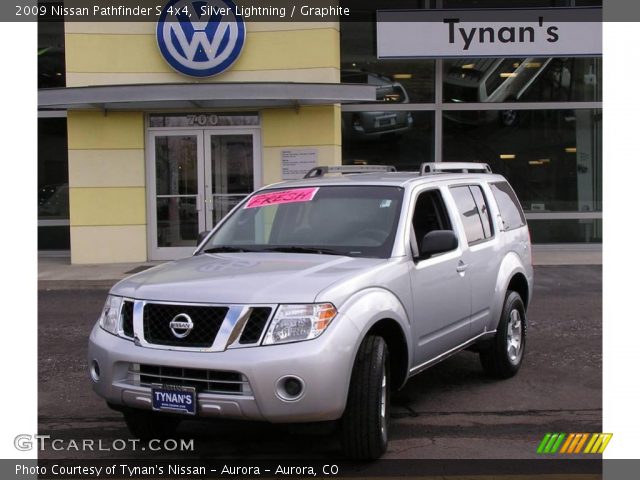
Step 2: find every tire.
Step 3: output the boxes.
[479,291,526,379]
[123,409,181,440]
[341,335,390,460]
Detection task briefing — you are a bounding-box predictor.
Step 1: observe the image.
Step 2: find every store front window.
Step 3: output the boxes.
[443,109,602,212]
[340,3,602,244]
[443,57,601,103]
[342,111,435,169]
[38,12,68,251]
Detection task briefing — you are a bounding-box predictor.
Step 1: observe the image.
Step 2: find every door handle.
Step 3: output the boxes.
[456,261,468,273]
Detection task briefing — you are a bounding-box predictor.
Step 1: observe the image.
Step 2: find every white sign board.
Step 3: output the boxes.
[281,149,318,180]
[377,8,602,58]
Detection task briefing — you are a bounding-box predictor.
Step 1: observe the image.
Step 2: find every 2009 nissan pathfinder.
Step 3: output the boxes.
[88,163,533,459]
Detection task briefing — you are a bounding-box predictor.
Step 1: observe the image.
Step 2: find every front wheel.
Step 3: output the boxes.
[341,335,390,460]
[479,291,527,379]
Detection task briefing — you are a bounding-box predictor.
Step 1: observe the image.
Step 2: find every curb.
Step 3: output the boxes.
[38,280,119,291]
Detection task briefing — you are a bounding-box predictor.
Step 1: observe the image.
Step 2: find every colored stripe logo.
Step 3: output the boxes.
[537,433,613,454]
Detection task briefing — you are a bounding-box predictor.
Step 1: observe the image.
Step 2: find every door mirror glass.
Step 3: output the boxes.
[420,230,458,258]
[197,230,211,246]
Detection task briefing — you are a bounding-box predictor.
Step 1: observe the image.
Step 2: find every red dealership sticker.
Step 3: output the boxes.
[245,188,319,209]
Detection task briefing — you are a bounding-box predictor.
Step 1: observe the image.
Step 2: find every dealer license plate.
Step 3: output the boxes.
[151,385,196,415]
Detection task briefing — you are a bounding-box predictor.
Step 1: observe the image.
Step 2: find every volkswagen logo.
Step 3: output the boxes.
[169,313,194,339]
[156,0,246,78]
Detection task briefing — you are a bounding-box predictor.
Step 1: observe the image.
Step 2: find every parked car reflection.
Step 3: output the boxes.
[341,70,413,141]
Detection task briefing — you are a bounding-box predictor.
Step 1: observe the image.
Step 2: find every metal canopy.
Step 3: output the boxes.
[38,82,377,111]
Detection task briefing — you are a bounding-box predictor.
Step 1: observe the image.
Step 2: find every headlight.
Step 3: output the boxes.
[262,303,337,345]
[98,295,124,336]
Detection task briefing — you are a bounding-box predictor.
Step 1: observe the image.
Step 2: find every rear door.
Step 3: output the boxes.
[448,184,501,337]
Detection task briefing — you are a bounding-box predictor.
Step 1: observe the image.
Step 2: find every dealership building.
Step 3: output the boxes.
[38,0,602,264]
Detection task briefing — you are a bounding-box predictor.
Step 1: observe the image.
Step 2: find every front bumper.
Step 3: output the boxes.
[87,316,359,423]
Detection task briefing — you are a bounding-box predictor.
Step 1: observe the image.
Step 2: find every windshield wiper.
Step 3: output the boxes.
[263,246,345,256]
[201,246,258,254]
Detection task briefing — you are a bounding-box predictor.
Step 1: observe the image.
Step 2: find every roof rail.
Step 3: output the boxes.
[420,162,492,176]
[304,165,397,178]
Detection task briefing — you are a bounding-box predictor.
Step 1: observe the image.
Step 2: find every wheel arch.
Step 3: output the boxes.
[339,288,413,392]
[507,271,530,310]
[365,318,410,391]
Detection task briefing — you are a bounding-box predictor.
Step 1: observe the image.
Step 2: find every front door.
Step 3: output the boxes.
[148,129,260,260]
[408,187,472,369]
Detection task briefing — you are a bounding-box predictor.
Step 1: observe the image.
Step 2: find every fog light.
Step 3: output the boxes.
[90,360,100,382]
[276,376,305,401]
[284,378,302,396]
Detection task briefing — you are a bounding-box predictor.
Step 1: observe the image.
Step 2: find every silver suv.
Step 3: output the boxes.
[88,163,533,459]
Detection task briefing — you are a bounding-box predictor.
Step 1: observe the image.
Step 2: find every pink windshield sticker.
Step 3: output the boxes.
[245,188,319,209]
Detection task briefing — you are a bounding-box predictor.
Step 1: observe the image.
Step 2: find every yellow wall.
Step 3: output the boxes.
[67,111,147,264]
[65,21,342,263]
[65,22,340,86]
[261,106,342,185]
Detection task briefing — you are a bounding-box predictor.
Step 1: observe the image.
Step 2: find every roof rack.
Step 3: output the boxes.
[420,162,492,176]
[303,165,397,178]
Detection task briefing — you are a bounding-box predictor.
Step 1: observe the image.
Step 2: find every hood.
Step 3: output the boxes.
[111,252,387,304]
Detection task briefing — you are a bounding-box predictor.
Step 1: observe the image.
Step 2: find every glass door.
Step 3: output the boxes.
[204,130,260,229]
[148,130,205,260]
[148,128,260,260]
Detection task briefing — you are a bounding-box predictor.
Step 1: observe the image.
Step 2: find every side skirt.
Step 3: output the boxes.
[408,330,497,378]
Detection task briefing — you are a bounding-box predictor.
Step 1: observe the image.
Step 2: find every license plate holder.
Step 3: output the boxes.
[151,385,197,416]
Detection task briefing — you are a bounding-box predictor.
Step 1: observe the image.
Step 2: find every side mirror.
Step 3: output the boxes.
[420,230,458,258]
[197,230,211,246]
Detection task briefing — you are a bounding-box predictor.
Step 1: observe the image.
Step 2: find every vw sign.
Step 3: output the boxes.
[157,0,246,78]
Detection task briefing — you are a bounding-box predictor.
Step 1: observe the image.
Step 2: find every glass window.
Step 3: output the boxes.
[490,182,527,231]
[412,189,453,250]
[38,14,65,89]
[342,111,434,171]
[204,186,404,258]
[469,185,493,238]
[528,219,601,243]
[38,117,69,251]
[450,186,486,245]
[340,21,435,103]
[443,0,573,6]
[443,57,602,103]
[38,119,68,219]
[443,109,602,212]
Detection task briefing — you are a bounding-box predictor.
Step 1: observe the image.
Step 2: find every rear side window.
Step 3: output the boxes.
[489,182,527,231]
[450,185,492,245]
[469,185,493,238]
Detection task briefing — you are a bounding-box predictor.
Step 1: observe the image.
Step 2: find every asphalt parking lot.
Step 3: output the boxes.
[37,265,601,460]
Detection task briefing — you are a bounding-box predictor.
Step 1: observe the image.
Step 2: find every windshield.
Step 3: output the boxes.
[200,186,404,258]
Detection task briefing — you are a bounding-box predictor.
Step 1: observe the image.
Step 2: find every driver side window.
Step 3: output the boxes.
[411,189,453,256]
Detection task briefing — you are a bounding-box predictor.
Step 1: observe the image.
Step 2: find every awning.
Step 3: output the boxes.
[38,82,376,111]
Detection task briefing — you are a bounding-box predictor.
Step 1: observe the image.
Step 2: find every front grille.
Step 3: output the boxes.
[121,301,134,338]
[143,303,228,348]
[129,364,250,396]
[239,307,272,344]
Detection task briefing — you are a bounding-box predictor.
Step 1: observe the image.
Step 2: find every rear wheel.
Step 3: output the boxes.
[341,335,390,460]
[123,409,181,440]
[479,290,526,378]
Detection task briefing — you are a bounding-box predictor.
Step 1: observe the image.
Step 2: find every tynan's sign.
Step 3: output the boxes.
[157,0,246,77]
[377,8,602,58]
